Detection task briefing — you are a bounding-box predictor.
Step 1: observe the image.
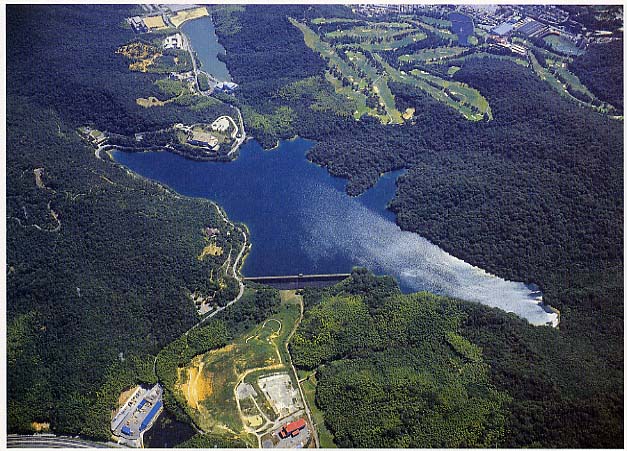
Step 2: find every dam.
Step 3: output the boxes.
[244,273,352,290]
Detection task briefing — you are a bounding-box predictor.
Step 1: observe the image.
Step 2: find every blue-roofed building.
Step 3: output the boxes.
[140,401,163,431]
[492,22,515,36]
[137,399,146,410]
[121,426,132,436]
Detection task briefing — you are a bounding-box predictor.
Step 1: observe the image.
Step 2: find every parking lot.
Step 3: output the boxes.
[258,373,302,418]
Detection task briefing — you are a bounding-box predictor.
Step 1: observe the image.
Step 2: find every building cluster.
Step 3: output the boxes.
[111,384,164,448]
[169,71,195,83]
[214,81,238,94]
[128,16,148,34]
[278,418,307,439]
[163,33,182,49]
[487,35,527,56]
[78,126,107,146]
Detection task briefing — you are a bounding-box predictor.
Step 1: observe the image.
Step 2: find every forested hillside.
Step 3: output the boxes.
[211,5,623,447]
[6,5,244,439]
[571,40,624,112]
[293,269,622,448]
[292,286,510,448]
[6,4,623,447]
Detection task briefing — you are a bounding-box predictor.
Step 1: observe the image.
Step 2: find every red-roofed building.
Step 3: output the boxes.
[279,418,306,439]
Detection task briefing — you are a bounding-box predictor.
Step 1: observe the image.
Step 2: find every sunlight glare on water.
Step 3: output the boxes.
[113,138,558,327]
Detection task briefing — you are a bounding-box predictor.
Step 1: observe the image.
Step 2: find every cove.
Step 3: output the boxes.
[181,15,232,82]
[449,12,474,45]
[112,139,558,327]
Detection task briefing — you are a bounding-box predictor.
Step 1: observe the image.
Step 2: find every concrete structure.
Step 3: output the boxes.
[491,19,517,36]
[245,273,351,290]
[129,16,148,33]
[111,384,163,448]
[214,81,238,94]
[163,33,183,49]
[518,19,548,37]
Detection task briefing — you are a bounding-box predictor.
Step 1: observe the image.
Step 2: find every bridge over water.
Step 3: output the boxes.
[244,273,351,290]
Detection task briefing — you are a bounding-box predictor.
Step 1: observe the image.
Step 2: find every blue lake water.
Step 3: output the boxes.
[449,12,474,45]
[181,15,231,82]
[112,139,558,326]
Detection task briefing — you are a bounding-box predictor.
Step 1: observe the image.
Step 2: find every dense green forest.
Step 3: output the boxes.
[292,270,510,447]
[293,269,622,448]
[211,5,623,447]
[571,40,624,112]
[6,5,245,440]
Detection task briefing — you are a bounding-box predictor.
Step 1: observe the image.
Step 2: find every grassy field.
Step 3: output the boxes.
[311,17,363,25]
[346,51,403,124]
[359,32,427,52]
[543,34,584,56]
[292,16,493,123]
[398,46,467,63]
[444,51,529,67]
[377,54,491,121]
[325,23,411,40]
[175,290,301,441]
[416,15,451,28]
[290,19,361,84]
[143,15,167,30]
[292,18,406,124]
[528,51,611,113]
[411,18,457,41]
[325,73,378,121]
[409,68,491,120]
[170,6,209,28]
[547,59,597,99]
[301,375,336,448]
[447,65,461,76]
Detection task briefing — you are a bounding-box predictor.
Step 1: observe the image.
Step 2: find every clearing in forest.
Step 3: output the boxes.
[136,96,166,107]
[174,292,302,442]
[170,7,208,28]
[143,15,167,30]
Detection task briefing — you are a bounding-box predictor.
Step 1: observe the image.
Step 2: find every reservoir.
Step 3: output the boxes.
[112,139,558,327]
[181,15,231,82]
[449,12,474,45]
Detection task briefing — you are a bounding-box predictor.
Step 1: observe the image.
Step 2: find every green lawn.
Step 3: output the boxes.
[301,376,336,448]
[311,17,362,25]
[398,46,466,63]
[325,23,411,41]
[377,54,490,121]
[411,18,457,41]
[360,32,427,52]
[447,65,461,76]
[528,51,610,113]
[325,72,378,121]
[347,51,403,124]
[444,51,529,67]
[416,15,451,28]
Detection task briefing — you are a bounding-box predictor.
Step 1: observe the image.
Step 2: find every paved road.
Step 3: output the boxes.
[7,434,122,448]
[286,295,320,448]
[187,205,248,333]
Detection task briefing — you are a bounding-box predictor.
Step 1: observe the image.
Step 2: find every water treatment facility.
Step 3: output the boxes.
[111,384,164,447]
